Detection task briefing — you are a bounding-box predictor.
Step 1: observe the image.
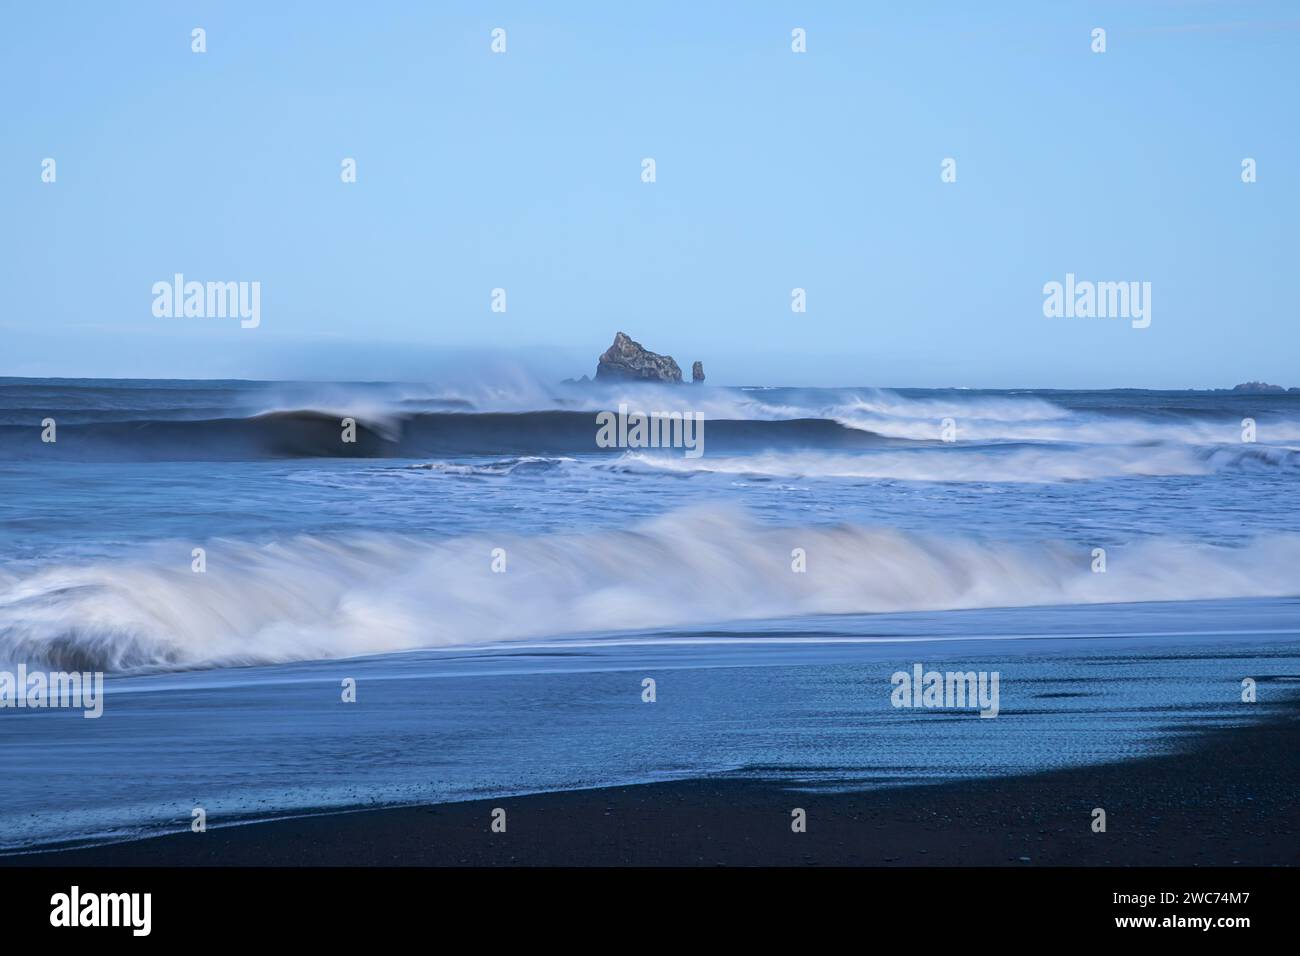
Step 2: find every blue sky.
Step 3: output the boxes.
[1,1,1296,387]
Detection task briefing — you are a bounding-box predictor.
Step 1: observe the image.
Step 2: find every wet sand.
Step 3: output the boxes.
[9,705,1298,867]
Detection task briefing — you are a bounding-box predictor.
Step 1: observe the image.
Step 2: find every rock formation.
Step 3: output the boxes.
[692,361,705,383]
[595,332,683,383]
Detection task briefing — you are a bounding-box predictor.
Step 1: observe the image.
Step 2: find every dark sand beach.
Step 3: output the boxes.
[12,704,1297,868]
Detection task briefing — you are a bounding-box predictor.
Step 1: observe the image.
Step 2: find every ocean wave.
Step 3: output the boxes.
[4,379,1300,463]
[0,409,887,460]
[832,407,1300,445]
[2,506,1298,672]
[604,443,1300,482]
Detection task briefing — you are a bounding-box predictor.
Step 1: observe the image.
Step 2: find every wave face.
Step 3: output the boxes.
[0,409,891,461]
[3,506,1299,673]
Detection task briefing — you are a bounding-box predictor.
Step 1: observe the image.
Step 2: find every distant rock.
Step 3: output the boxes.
[1232,381,1288,393]
[561,374,592,385]
[692,361,705,384]
[595,332,683,383]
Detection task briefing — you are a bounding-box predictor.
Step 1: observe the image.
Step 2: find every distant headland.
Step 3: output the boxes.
[1228,382,1299,393]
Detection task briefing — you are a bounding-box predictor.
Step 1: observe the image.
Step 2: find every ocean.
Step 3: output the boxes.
[1,377,1297,852]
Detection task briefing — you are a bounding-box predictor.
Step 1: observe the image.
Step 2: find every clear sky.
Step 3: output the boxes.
[1,1,1296,387]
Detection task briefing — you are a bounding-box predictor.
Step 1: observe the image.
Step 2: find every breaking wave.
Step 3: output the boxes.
[2,506,1298,672]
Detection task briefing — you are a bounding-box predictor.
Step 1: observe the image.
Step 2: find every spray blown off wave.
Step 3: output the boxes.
[2,507,1298,673]
[6,380,1300,466]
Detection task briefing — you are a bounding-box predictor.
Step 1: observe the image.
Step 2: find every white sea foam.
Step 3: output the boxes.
[409,456,575,477]
[604,443,1299,482]
[1,507,1297,672]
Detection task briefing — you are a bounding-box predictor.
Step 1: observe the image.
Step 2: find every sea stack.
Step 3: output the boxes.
[692,361,705,383]
[595,332,684,383]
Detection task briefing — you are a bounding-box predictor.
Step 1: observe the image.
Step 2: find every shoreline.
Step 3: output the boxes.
[9,704,1298,867]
